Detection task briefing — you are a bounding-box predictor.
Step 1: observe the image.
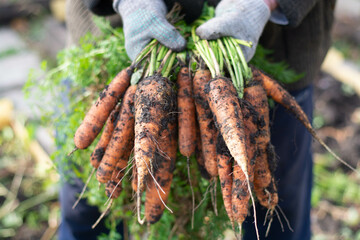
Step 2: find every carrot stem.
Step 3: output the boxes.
[230,38,251,80]
[134,39,157,65]
[234,39,252,48]
[162,52,176,78]
[149,44,158,76]
[156,45,168,69]
[157,49,173,76]
[217,39,235,82]
[223,38,242,96]
[205,40,220,77]
[195,42,215,77]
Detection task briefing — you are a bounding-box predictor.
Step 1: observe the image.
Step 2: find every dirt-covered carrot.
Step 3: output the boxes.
[193,69,218,178]
[243,83,272,188]
[96,85,136,183]
[144,103,177,224]
[177,66,197,157]
[243,83,278,210]
[252,67,358,173]
[74,67,133,150]
[216,133,234,225]
[206,77,249,184]
[207,77,260,238]
[253,143,278,211]
[105,148,133,199]
[90,103,121,169]
[232,162,250,225]
[134,75,175,192]
[195,122,211,180]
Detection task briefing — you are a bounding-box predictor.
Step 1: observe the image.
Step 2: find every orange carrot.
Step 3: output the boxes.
[74,67,133,150]
[96,85,136,183]
[134,74,176,224]
[144,108,177,224]
[207,77,259,238]
[216,133,234,225]
[193,69,218,178]
[243,84,272,188]
[195,121,211,180]
[253,144,278,211]
[232,162,250,224]
[243,83,278,211]
[252,67,358,173]
[206,77,249,184]
[177,66,197,157]
[134,74,175,192]
[105,149,133,199]
[90,103,121,169]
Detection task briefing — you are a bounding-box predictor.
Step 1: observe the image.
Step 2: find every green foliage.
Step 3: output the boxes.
[312,154,360,207]
[0,124,59,239]
[250,45,304,84]
[24,16,131,179]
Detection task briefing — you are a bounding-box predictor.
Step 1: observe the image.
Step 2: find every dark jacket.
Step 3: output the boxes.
[81,0,336,91]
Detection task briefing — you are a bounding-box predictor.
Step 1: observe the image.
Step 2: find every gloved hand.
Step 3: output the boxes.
[196,0,271,62]
[113,0,186,60]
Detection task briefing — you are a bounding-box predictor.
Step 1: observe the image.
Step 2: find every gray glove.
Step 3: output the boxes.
[113,0,186,60]
[196,0,270,62]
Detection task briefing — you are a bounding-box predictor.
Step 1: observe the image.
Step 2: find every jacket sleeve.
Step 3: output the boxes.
[81,0,115,16]
[276,0,320,27]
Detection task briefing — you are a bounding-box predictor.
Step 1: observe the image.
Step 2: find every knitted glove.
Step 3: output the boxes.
[113,0,186,60]
[196,0,270,62]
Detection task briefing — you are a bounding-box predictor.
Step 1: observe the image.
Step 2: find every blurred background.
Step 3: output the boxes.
[0,0,359,239]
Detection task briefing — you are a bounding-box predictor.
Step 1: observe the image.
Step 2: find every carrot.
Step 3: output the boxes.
[232,162,250,225]
[243,84,272,189]
[177,66,197,227]
[253,143,278,211]
[193,69,218,178]
[72,101,123,209]
[177,66,197,157]
[90,103,121,169]
[207,77,259,238]
[243,83,278,210]
[105,148,133,199]
[96,85,136,183]
[195,121,211,180]
[252,67,358,173]
[206,77,249,185]
[74,66,133,150]
[239,100,259,185]
[134,75,175,192]
[216,133,234,225]
[144,105,177,224]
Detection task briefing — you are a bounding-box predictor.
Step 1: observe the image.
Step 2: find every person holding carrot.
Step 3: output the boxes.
[61,0,336,239]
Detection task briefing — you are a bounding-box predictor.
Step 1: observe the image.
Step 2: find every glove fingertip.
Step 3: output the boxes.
[195,24,210,39]
[196,21,222,40]
[154,26,187,52]
[242,45,255,63]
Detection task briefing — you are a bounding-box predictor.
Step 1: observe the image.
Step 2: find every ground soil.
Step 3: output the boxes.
[314,72,360,170]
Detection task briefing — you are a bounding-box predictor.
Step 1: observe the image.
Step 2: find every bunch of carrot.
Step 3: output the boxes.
[69,39,187,228]
[188,27,357,238]
[68,6,357,238]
